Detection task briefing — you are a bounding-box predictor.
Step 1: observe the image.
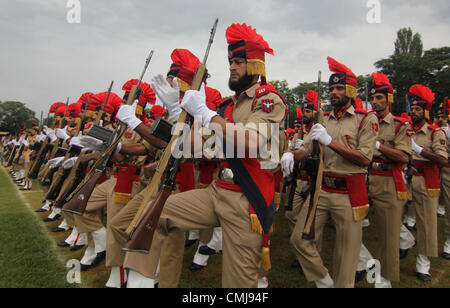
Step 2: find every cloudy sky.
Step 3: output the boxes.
[1,0,449,118]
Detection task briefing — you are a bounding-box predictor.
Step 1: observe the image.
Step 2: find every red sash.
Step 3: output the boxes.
[176,162,195,192]
[322,173,370,222]
[369,159,408,200]
[114,163,140,204]
[412,162,441,198]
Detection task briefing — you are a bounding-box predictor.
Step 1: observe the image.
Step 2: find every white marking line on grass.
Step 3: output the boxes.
[0,167,68,266]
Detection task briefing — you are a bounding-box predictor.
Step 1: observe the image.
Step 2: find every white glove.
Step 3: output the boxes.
[63,157,77,170]
[442,126,450,141]
[310,124,332,146]
[22,140,29,147]
[47,130,57,143]
[115,142,122,155]
[151,74,181,122]
[48,157,65,169]
[116,100,142,130]
[18,136,24,143]
[375,141,381,150]
[79,136,104,152]
[281,152,295,178]
[43,125,49,133]
[69,136,83,148]
[411,139,423,155]
[180,84,217,128]
[56,126,70,141]
[295,139,304,150]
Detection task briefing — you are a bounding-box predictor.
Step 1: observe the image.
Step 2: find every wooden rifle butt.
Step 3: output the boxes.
[122,190,172,254]
[61,171,104,216]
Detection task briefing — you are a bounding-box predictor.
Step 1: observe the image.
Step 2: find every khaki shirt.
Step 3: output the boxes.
[229,83,286,170]
[373,113,412,160]
[300,106,378,175]
[120,128,148,167]
[412,122,447,162]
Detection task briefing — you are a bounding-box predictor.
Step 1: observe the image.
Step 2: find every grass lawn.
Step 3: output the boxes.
[1,166,449,288]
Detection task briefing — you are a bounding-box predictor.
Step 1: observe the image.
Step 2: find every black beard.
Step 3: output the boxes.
[303,116,315,124]
[411,115,424,124]
[331,96,349,109]
[228,73,254,93]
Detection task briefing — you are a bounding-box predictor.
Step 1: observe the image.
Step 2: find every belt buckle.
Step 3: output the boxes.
[372,162,382,170]
[219,168,234,184]
[323,177,335,189]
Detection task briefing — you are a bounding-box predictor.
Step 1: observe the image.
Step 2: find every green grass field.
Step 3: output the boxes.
[0,166,449,288]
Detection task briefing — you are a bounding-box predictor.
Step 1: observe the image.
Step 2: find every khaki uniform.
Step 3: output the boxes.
[367,113,411,282]
[72,128,149,264]
[411,123,447,257]
[134,83,286,288]
[297,106,378,288]
[439,128,450,237]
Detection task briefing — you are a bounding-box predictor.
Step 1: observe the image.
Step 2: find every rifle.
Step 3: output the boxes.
[123,18,219,254]
[47,98,70,160]
[285,97,306,211]
[40,98,70,185]
[6,141,19,167]
[62,51,154,216]
[28,111,57,179]
[302,71,324,240]
[46,95,92,202]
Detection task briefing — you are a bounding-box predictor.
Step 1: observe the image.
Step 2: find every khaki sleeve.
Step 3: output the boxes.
[357,112,378,161]
[299,131,313,157]
[393,123,412,155]
[142,140,159,158]
[432,130,448,159]
[245,93,286,142]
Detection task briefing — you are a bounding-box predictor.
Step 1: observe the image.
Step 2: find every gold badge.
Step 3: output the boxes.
[333,76,340,83]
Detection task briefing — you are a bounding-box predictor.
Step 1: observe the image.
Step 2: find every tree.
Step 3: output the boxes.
[375,28,428,116]
[394,27,423,57]
[0,101,39,133]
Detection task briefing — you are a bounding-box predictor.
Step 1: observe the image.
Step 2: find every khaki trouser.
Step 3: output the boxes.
[142,182,265,288]
[37,163,50,182]
[285,179,308,233]
[294,189,362,288]
[440,167,450,236]
[368,174,406,282]
[110,186,186,288]
[411,176,438,257]
[73,177,144,263]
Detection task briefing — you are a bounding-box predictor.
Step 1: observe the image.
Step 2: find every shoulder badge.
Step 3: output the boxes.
[261,99,275,113]
[124,132,133,139]
[406,129,415,136]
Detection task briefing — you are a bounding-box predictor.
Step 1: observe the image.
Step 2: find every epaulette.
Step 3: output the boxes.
[394,116,409,125]
[394,117,409,135]
[354,108,373,115]
[355,109,375,131]
[428,124,443,141]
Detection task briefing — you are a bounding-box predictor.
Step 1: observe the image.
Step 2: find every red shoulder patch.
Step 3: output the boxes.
[406,129,415,136]
[255,84,276,98]
[394,117,409,125]
[354,108,371,115]
[124,132,133,139]
[261,99,275,113]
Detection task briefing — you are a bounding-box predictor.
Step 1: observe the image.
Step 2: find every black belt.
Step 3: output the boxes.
[322,176,347,189]
[370,162,393,171]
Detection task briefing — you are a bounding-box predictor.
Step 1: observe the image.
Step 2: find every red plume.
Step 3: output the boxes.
[205,87,223,111]
[122,79,157,106]
[354,98,364,110]
[226,23,274,55]
[408,84,435,104]
[327,57,357,87]
[296,108,303,119]
[50,102,64,113]
[372,72,393,93]
[77,92,94,104]
[171,49,201,72]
